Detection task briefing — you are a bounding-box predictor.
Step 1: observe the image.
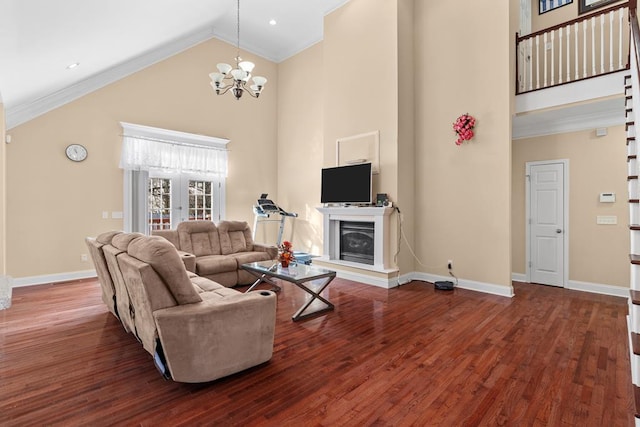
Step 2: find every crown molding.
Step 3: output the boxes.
[6,25,217,130]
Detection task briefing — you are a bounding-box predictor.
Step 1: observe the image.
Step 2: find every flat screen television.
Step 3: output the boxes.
[321,163,372,204]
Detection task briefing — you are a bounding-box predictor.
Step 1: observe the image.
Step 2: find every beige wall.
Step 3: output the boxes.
[276,0,416,277]
[322,0,405,276]
[276,42,325,254]
[323,0,399,192]
[396,0,416,275]
[414,0,513,288]
[6,38,278,278]
[512,127,629,287]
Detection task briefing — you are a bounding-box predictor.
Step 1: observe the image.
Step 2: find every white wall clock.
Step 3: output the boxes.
[65,144,88,162]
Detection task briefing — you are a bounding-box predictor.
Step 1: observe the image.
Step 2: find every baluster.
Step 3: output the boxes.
[559,27,563,84]
[609,11,614,71]
[567,25,571,83]
[551,31,555,86]
[575,23,579,80]
[519,43,525,93]
[544,32,548,88]
[536,35,540,89]
[600,13,604,74]
[583,21,587,78]
[619,8,624,69]
[600,14,605,74]
[528,38,533,91]
[591,17,596,77]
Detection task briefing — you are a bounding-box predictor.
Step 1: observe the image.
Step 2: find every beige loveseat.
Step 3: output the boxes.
[86,231,277,383]
[153,220,277,287]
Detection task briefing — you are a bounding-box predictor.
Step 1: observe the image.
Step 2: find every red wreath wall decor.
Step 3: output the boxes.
[453,113,476,146]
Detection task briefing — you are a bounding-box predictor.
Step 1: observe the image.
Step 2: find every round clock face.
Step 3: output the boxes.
[65,144,87,162]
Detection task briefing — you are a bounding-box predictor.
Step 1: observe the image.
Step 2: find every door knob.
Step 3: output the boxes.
[556,229,562,233]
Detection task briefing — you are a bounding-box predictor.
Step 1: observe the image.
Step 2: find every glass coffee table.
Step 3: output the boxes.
[241,261,336,321]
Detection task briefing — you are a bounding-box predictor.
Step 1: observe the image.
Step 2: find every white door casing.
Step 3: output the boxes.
[526,161,568,287]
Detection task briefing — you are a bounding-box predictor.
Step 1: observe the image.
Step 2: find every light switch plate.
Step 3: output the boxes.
[596,215,617,225]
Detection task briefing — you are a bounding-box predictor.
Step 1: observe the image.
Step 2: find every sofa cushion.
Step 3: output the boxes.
[153,229,180,249]
[190,276,226,293]
[218,221,254,255]
[177,221,222,256]
[112,232,144,251]
[229,251,273,267]
[195,255,238,276]
[128,236,202,305]
[96,230,122,245]
[85,235,119,317]
[199,287,243,300]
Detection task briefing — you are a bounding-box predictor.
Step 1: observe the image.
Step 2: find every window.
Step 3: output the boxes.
[120,122,229,233]
[146,172,223,232]
[188,180,215,221]
[148,177,172,231]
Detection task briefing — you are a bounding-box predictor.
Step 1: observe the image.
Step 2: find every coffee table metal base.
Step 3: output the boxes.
[290,276,335,321]
[241,261,336,321]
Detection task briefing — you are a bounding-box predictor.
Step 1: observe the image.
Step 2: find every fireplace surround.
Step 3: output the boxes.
[316,206,394,272]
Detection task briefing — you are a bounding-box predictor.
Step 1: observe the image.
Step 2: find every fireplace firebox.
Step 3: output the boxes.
[340,221,375,265]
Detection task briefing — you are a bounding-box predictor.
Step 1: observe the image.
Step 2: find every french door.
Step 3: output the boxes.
[148,171,224,232]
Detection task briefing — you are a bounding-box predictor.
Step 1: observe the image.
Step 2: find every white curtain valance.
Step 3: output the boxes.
[119,122,229,177]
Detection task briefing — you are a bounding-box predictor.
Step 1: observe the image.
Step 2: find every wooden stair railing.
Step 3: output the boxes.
[516,2,630,94]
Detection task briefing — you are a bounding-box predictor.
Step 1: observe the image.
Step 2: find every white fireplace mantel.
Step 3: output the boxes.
[316,206,395,273]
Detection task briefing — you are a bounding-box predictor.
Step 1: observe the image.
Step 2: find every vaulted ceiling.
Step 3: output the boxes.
[0,0,349,127]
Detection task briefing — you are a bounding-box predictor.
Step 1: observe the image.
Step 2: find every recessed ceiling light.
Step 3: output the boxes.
[66,62,80,70]
[269,19,277,26]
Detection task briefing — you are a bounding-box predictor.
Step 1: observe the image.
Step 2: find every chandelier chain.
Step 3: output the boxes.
[236,0,240,63]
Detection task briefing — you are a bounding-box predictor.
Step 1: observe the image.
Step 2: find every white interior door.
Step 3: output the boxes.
[528,162,566,287]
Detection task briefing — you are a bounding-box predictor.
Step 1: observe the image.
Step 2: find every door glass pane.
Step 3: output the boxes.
[148,177,172,231]
[189,180,214,221]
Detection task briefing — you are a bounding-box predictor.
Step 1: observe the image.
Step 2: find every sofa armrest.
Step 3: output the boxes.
[177,250,196,273]
[253,243,277,260]
[153,290,276,383]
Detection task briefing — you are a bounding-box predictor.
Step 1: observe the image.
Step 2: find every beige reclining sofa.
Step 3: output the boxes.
[153,220,277,287]
[86,230,277,383]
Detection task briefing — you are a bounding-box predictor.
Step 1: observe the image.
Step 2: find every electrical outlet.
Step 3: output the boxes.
[447,260,453,270]
[81,254,88,262]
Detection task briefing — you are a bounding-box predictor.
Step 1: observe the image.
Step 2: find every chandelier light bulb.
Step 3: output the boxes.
[239,61,255,74]
[209,72,224,83]
[230,69,246,81]
[252,76,267,87]
[216,63,232,75]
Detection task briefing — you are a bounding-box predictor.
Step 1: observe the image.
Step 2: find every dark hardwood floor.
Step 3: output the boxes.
[0,278,634,426]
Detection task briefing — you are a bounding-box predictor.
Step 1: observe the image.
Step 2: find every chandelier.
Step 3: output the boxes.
[209,0,267,100]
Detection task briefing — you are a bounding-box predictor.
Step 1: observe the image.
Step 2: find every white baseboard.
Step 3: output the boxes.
[511,272,527,282]
[566,279,629,298]
[10,268,628,301]
[512,274,629,298]
[333,268,408,289]
[12,270,97,288]
[412,272,515,298]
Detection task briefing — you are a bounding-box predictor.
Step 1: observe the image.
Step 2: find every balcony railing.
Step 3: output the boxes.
[516,2,631,94]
